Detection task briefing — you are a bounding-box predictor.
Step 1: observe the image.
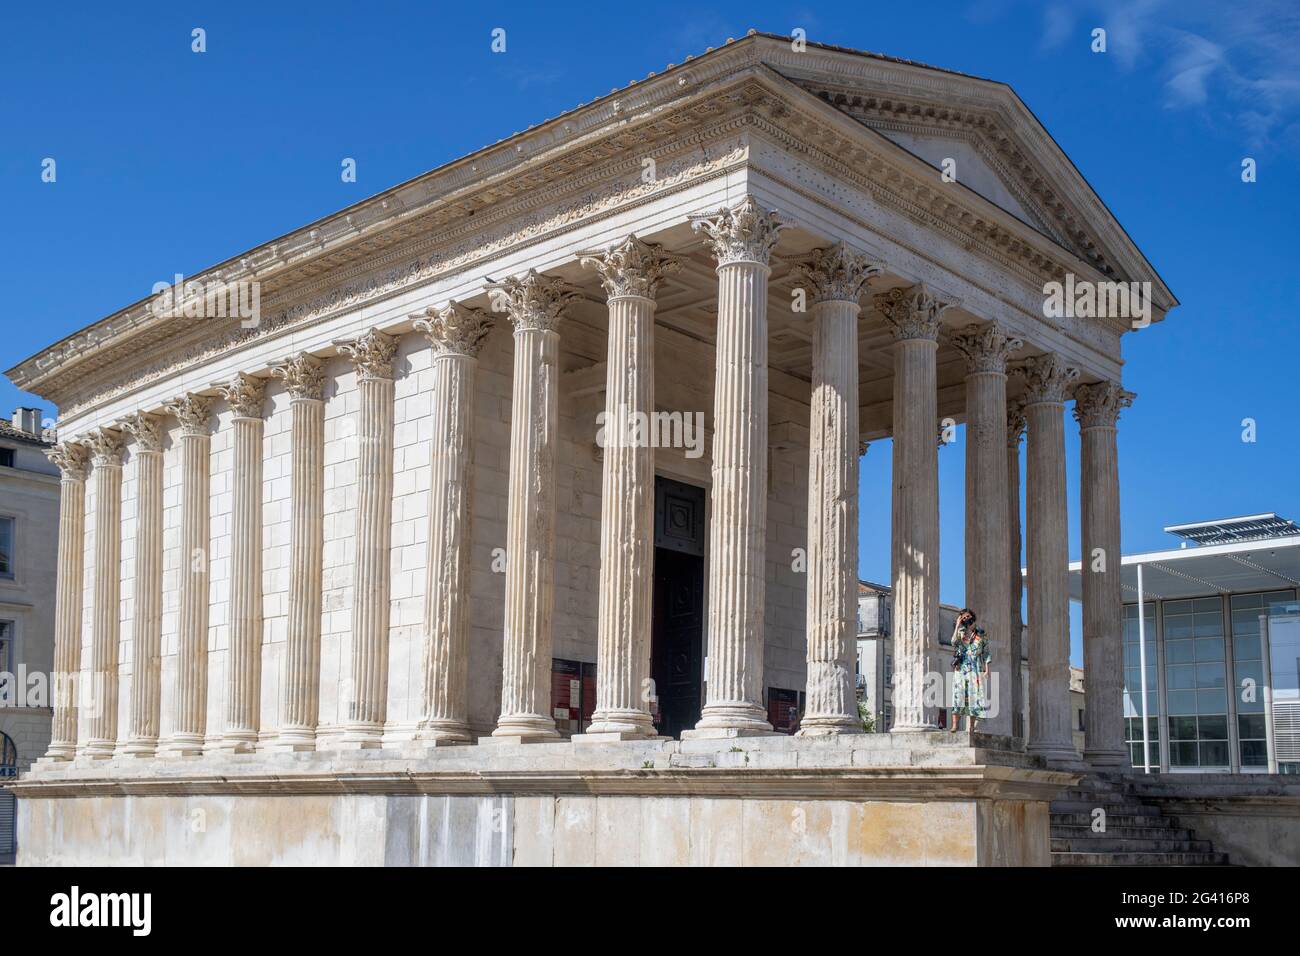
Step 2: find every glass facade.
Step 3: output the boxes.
[1122,602,1159,768]
[1124,587,1299,772]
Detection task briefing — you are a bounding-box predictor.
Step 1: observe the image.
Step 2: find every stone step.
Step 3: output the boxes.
[1051,811,1178,829]
[1051,836,1214,854]
[1053,850,1230,867]
[1050,800,1165,816]
[1051,823,1195,842]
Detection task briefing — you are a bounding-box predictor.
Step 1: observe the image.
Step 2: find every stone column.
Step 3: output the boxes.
[580,237,681,739]
[216,374,266,751]
[876,284,951,733]
[488,271,578,741]
[1006,399,1027,739]
[1013,354,1079,762]
[43,442,89,761]
[336,330,398,748]
[270,354,326,751]
[164,394,214,756]
[950,323,1022,737]
[1075,381,1134,766]
[83,428,125,757]
[792,244,880,735]
[411,303,494,744]
[687,197,785,736]
[121,413,165,756]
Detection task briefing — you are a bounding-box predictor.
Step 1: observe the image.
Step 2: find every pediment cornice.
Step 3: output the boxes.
[10,34,1170,420]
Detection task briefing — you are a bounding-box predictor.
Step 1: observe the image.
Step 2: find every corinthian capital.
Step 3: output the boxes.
[1011,353,1080,405]
[120,411,165,452]
[218,373,267,419]
[335,328,398,381]
[271,352,326,400]
[1007,397,1027,447]
[791,243,882,304]
[164,394,214,436]
[47,441,90,481]
[580,235,682,299]
[87,427,125,467]
[486,270,580,333]
[1073,381,1135,429]
[874,283,953,341]
[690,196,786,267]
[412,301,494,357]
[948,322,1023,374]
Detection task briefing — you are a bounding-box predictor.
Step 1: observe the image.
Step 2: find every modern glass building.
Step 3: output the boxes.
[1070,514,1300,774]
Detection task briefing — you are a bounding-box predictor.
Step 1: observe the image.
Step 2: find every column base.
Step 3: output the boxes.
[337,724,386,750]
[412,724,473,747]
[797,716,864,736]
[40,744,76,763]
[1084,747,1128,768]
[478,734,561,746]
[585,710,656,738]
[491,715,559,741]
[1027,742,1082,766]
[212,733,259,754]
[120,738,159,758]
[81,740,118,759]
[689,703,773,737]
[270,728,317,752]
[165,734,206,758]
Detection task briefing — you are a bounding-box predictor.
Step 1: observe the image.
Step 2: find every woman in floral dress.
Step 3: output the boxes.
[949,608,990,733]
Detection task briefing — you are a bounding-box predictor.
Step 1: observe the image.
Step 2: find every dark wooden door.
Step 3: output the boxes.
[652,478,706,739]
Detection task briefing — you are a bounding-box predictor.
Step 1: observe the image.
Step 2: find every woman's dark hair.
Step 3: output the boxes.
[959,608,976,624]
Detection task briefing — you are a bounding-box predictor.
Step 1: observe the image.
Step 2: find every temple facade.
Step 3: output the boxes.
[4,32,1176,866]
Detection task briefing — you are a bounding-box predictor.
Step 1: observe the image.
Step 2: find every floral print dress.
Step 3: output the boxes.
[951,626,990,717]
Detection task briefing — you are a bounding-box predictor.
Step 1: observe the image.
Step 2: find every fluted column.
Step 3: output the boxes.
[336,330,398,748]
[270,354,326,751]
[950,323,1022,736]
[793,244,880,735]
[122,413,165,756]
[164,394,214,756]
[1013,353,1079,762]
[687,197,785,736]
[877,284,951,733]
[216,374,266,751]
[1007,399,1027,740]
[42,442,89,761]
[1075,381,1134,766]
[578,237,681,739]
[411,303,494,744]
[489,271,578,740]
[83,429,125,757]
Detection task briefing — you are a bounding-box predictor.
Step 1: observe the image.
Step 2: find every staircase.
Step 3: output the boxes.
[1050,772,1230,866]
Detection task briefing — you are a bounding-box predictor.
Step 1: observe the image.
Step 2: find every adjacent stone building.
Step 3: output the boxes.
[0,408,59,859]
[4,33,1175,865]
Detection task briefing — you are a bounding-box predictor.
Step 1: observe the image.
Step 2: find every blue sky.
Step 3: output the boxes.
[2,2,1297,663]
